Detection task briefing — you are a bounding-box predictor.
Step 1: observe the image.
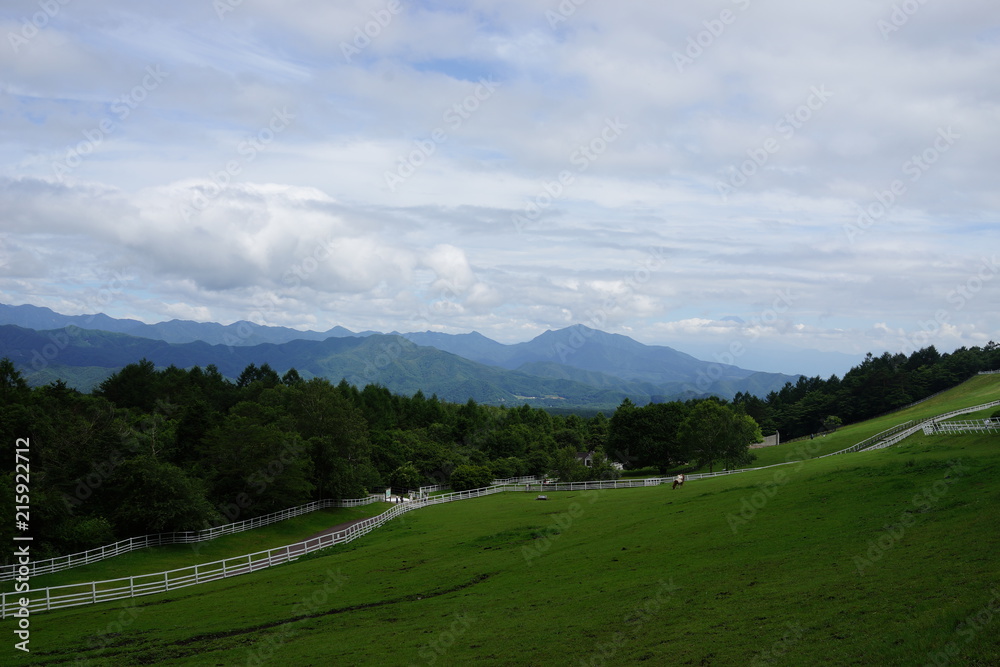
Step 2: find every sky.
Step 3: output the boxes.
[1,0,998,379]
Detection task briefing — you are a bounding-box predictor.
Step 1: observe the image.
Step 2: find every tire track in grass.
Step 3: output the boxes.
[165,571,492,647]
[36,573,496,664]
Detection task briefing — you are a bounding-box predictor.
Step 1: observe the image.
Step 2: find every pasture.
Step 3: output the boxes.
[16,431,1000,665]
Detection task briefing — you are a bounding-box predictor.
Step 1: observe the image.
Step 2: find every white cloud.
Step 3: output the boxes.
[0,0,997,373]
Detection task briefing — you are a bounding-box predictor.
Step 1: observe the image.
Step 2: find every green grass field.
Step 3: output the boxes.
[941,406,1000,422]
[15,430,1000,665]
[3,504,391,594]
[741,373,1000,469]
[10,376,1000,665]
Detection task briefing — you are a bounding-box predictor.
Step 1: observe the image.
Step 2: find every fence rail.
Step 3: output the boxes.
[7,393,1000,617]
[924,419,1000,435]
[865,399,1000,451]
[492,476,540,485]
[0,461,879,618]
[819,421,915,457]
[1,486,514,618]
[418,476,538,495]
[782,383,966,445]
[0,496,381,582]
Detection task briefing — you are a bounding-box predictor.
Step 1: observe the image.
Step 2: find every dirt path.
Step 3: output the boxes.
[303,518,370,543]
[243,519,372,565]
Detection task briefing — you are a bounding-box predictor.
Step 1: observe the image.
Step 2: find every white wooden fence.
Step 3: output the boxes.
[865,399,1000,451]
[0,469,858,618]
[0,496,381,582]
[6,394,1000,618]
[1,487,519,618]
[923,419,1000,435]
[492,476,540,485]
[418,477,538,495]
[820,421,915,457]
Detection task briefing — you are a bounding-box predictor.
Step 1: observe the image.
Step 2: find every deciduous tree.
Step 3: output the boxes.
[677,401,760,473]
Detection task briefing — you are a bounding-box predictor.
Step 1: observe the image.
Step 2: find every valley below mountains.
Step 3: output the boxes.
[0,303,801,409]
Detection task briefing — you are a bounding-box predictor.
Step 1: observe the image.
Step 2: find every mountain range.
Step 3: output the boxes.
[0,303,803,409]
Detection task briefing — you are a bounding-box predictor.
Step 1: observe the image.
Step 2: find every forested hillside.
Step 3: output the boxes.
[1,341,996,562]
[0,359,626,561]
[0,322,801,405]
[734,344,1000,439]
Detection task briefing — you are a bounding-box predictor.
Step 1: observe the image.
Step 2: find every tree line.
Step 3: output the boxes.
[0,358,628,561]
[2,340,994,561]
[733,343,1000,440]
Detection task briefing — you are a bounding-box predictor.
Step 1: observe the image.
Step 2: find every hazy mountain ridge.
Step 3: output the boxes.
[0,303,357,347]
[0,304,804,406]
[0,326,639,407]
[403,326,752,384]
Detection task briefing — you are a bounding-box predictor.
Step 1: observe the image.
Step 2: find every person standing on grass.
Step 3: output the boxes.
[672,473,685,490]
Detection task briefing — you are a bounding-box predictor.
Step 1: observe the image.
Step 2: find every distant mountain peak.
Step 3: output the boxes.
[0,304,803,403]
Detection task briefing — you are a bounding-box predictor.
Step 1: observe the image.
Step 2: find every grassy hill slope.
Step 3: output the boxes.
[1,504,391,594]
[20,431,1000,665]
[743,372,1000,469]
